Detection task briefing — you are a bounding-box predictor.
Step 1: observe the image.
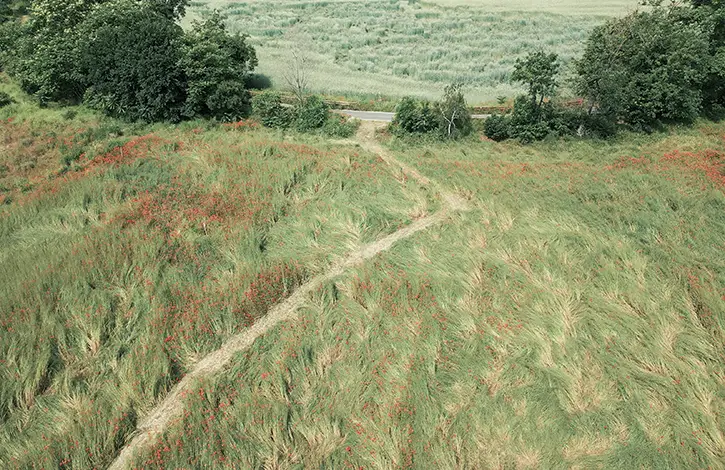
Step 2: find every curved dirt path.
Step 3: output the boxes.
[108,123,467,470]
[356,122,470,212]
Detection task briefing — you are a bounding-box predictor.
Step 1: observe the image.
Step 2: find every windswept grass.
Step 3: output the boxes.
[0,81,431,468]
[2,73,724,469]
[128,123,725,469]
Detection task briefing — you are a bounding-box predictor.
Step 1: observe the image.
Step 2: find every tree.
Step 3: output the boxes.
[181,12,258,121]
[77,0,187,121]
[576,9,710,129]
[684,0,725,118]
[144,0,189,19]
[8,0,105,103]
[283,42,311,103]
[437,82,472,139]
[511,50,559,108]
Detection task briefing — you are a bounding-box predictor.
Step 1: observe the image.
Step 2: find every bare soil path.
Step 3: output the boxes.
[108,123,467,470]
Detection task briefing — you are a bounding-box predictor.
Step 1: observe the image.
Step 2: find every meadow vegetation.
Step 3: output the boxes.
[0,80,433,467]
[1,0,724,468]
[123,120,725,469]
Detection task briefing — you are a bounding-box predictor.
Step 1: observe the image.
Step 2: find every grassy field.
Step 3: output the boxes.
[0,78,434,468]
[121,124,725,469]
[2,70,725,469]
[188,0,640,104]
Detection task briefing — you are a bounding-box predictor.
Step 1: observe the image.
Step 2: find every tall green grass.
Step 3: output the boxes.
[128,122,725,469]
[0,85,429,467]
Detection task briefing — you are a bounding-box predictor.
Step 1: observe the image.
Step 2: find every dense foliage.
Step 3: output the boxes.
[252,91,292,129]
[392,97,439,135]
[251,91,356,137]
[392,84,472,139]
[78,0,187,121]
[181,13,258,121]
[294,95,328,132]
[1,0,257,122]
[576,8,711,130]
[485,50,574,143]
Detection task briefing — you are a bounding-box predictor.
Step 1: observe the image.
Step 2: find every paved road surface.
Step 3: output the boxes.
[337,110,490,122]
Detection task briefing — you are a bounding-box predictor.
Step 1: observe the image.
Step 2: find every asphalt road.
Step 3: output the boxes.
[337,110,490,122]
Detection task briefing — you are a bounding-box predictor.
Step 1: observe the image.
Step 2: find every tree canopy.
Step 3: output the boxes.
[2,0,257,122]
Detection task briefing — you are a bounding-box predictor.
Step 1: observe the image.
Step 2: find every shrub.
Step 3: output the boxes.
[579,112,618,138]
[507,95,551,143]
[252,91,292,129]
[483,114,510,142]
[392,97,438,135]
[0,91,13,107]
[294,95,328,132]
[322,113,358,138]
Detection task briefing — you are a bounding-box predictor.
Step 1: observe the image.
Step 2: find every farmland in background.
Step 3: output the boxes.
[188,0,640,104]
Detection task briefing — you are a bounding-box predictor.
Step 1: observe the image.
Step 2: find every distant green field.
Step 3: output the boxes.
[189,0,640,104]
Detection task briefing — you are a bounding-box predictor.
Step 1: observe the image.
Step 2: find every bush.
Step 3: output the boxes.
[483,114,510,142]
[294,95,328,132]
[322,113,358,138]
[181,12,258,121]
[0,91,13,107]
[252,91,292,129]
[392,97,439,135]
[507,95,551,143]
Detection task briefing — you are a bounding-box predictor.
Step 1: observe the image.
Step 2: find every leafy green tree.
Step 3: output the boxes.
[77,0,186,121]
[144,0,189,19]
[504,50,566,142]
[181,12,258,121]
[511,50,559,108]
[576,9,710,129]
[8,0,103,103]
[437,82,472,139]
[685,0,725,118]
